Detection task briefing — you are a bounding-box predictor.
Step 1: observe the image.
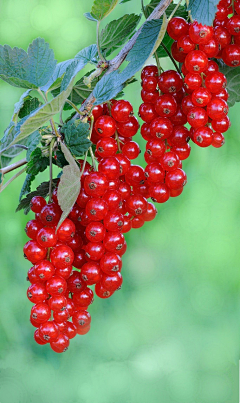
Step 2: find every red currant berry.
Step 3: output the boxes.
[72,310,91,329]
[177,34,195,53]
[172,144,191,160]
[212,131,225,148]
[98,157,121,179]
[222,44,240,67]
[84,172,108,197]
[207,97,228,120]
[100,252,122,275]
[199,38,220,58]
[36,227,58,248]
[27,283,48,304]
[111,100,133,122]
[72,249,86,269]
[144,162,165,183]
[184,73,202,91]
[149,183,170,203]
[85,242,105,261]
[96,137,118,157]
[122,141,140,160]
[68,271,86,293]
[50,333,69,353]
[167,17,189,40]
[103,231,125,253]
[149,117,173,140]
[27,266,38,283]
[141,202,157,221]
[85,198,108,221]
[160,152,180,171]
[30,196,46,213]
[138,103,158,123]
[165,168,187,189]
[214,26,231,48]
[55,265,73,279]
[95,283,114,298]
[168,125,189,146]
[35,260,55,281]
[192,87,212,107]
[158,70,183,93]
[46,275,67,296]
[34,329,48,345]
[95,115,116,137]
[193,126,213,147]
[64,322,77,339]
[141,89,159,104]
[125,164,145,186]
[50,245,74,269]
[25,220,43,240]
[116,116,139,137]
[141,65,158,79]
[155,94,177,117]
[205,71,227,94]
[211,116,230,133]
[23,240,47,264]
[80,261,101,285]
[101,272,123,291]
[187,107,208,128]
[189,21,214,45]
[73,287,94,306]
[142,76,158,92]
[48,295,67,312]
[185,50,208,73]
[31,303,51,323]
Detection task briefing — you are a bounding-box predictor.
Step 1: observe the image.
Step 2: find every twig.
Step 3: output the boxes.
[0,158,27,175]
[0,166,26,193]
[78,0,173,116]
[48,139,55,202]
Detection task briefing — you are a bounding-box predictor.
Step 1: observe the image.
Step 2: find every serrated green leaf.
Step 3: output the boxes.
[26,147,49,176]
[16,179,58,214]
[91,0,119,21]
[19,97,42,119]
[57,142,81,229]
[41,60,74,92]
[0,38,57,89]
[216,61,240,107]
[26,131,41,161]
[188,0,219,26]
[84,12,98,22]
[100,14,141,56]
[93,71,124,105]
[19,173,34,201]
[62,121,92,157]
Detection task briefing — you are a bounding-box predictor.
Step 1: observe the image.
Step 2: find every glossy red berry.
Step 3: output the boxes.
[160,152,180,172]
[125,165,145,186]
[141,202,157,221]
[25,220,43,240]
[73,287,94,306]
[222,44,240,67]
[95,115,116,137]
[50,333,69,353]
[205,72,227,93]
[95,283,114,298]
[35,260,55,281]
[24,240,47,264]
[40,203,62,227]
[193,126,213,147]
[144,162,165,183]
[142,76,158,92]
[46,275,67,296]
[165,168,187,190]
[192,87,212,107]
[149,117,173,140]
[27,283,48,304]
[98,157,121,179]
[96,137,118,157]
[189,21,214,45]
[72,310,91,329]
[48,295,67,312]
[103,231,125,253]
[212,131,225,148]
[50,245,74,269]
[116,116,139,137]
[122,141,140,160]
[34,329,48,345]
[149,183,170,203]
[85,242,105,261]
[36,227,58,248]
[31,303,51,323]
[64,322,77,339]
[101,272,123,291]
[141,65,158,79]
[100,252,122,275]
[185,50,208,73]
[80,261,101,285]
[111,100,133,122]
[68,271,86,293]
[187,107,208,128]
[138,103,158,123]
[207,97,228,120]
[184,73,202,91]
[158,70,183,93]
[177,34,195,53]
[39,321,59,342]
[30,196,46,213]
[155,94,177,117]
[86,198,108,221]
[85,221,106,242]
[167,17,189,40]
[84,172,108,197]
[211,116,230,133]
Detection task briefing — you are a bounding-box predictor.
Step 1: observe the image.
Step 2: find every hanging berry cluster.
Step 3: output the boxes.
[24,101,157,353]
[21,0,240,354]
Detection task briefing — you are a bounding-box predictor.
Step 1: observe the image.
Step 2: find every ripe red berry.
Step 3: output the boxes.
[30,196,46,213]
[64,322,77,339]
[141,202,157,221]
[46,275,67,296]
[144,162,165,183]
[205,72,227,93]
[212,131,225,148]
[100,252,122,275]
[40,203,62,227]
[141,65,158,79]
[111,100,133,122]
[187,107,208,128]
[184,72,202,91]
[35,260,55,281]
[167,17,189,40]
[50,333,69,353]
[138,103,158,123]
[31,303,51,323]
[80,262,101,285]
[189,21,214,45]
[149,183,170,203]
[193,126,213,147]
[158,70,183,93]
[68,271,86,293]
[103,231,125,253]
[185,50,208,73]
[165,168,187,190]
[142,76,158,92]
[36,227,58,248]
[23,240,47,264]
[177,34,195,53]
[211,116,230,133]
[222,44,240,67]
[96,137,118,157]
[86,198,108,221]
[39,321,59,342]
[25,219,43,240]
[101,272,123,291]
[192,87,212,107]
[72,310,91,329]
[84,172,108,197]
[48,295,67,312]
[98,157,121,179]
[57,219,75,242]
[122,141,140,160]
[160,152,180,172]
[95,115,116,137]
[207,97,228,120]
[125,165,145,186]
[85,242,105,261]
[116,116,139,137]
[27,283,48,304]
[50,245,74,269]
[73,287,94,306]
[155,94,177,117]
[95,283,114,298]
[34,329,48,345]
[149,117,173,140]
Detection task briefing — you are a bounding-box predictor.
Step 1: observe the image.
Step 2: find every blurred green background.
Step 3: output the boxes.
[0,1,240,402]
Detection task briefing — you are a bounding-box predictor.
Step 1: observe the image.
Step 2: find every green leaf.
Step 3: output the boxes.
[100,14,141,56]
[0,38,57,89]
[62,121,92,157]
[26,147,49,176]
[145,1,187,19]
[120,0,131,3]
[57,142,81,229]
[41,60,74,92]
[93,18,164,105]
[19,97,42,119]
[188,0,219,26]
[216,61,240,107]
[84,12,98,22]
[16,179,58,214]
[26,131,41,161]
[19,173,34,201]
[91,0,119,21]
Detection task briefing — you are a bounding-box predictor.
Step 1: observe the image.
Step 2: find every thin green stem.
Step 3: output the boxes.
[141,0,162,74]
[0,166,26,193]
[80,151,89,177]
[161,41,183,77]
[97,20,106,62]
[66,100,85,115]
[48,139,55,202]
[37,88,48,103]
[167,0,183,21]
[89,147,97,171]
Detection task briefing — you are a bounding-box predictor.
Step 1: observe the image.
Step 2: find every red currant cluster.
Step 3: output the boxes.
[24,100,157,353]
[169,0,240,67]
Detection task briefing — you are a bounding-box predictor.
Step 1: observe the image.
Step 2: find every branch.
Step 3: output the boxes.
[79,0,173,115]
[0,158,27,175]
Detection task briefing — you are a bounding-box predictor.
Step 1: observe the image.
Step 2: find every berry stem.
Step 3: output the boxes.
[0,158,27,175]
[48,139,55,202]
[96,20,107,63]
[66,100,86,116]
[167,0,183,22]
[89,147,97,171]
[141,0,163,75]
[160,41,183,77]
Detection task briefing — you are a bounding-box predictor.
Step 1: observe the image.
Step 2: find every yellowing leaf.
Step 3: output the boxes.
[91,0,119,21]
